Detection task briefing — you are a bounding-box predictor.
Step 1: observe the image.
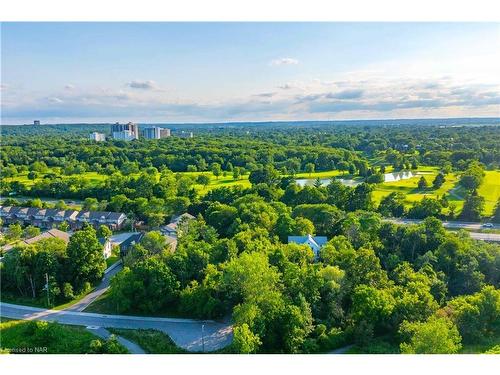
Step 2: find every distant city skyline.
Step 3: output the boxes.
[1,22,499,124]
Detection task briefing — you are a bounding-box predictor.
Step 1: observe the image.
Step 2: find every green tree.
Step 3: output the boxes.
[249,165,280,185]
[378,192,405,217]
[305,163,315,177]
[211,163,222,180]
[399,316,462,354]
[196,174,211,189]
[141,231,168,254]
[83,197,99,211]
[432,172,446,189]
[446,286,500,343]
[459,190,484,221]
[232,323,262,353]
[96,225,112,240]
[66,225,106,290]
[7,223,23,241]
[233,167,241,180]
[351,285,395,333]
[27,171,38,180]
[459,162,485,191]
[23,225,41,239]
[417,176,428,190]
[58,221,70,232]
[109,257,179,313]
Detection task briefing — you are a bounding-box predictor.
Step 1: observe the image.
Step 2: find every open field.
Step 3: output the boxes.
[372,168,500,216]
[4,167,499,216]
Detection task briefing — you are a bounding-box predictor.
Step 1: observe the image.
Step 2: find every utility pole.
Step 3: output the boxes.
[45,273,50,307]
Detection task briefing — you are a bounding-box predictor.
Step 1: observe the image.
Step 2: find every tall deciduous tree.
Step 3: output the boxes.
[399,316,462,354]
[66,225,106,290]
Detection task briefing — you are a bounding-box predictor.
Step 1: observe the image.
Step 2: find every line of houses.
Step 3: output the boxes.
[0,206,127,231]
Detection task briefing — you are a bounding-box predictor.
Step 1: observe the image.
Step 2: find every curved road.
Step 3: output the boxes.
[0,302,232,352]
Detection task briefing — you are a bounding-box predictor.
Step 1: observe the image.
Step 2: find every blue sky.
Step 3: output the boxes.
[1,22,499,124]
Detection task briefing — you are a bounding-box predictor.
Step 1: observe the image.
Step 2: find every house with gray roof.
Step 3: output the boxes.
[0,206,127,231]
[161,212,195,237]
[2,228,71,252]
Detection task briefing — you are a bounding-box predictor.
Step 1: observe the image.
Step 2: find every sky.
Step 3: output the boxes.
[1,22,499,124]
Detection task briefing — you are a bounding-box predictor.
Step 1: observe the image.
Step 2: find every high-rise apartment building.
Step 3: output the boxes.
[140,126,171,139]
[141,126,161,139]
[111,122,139,140]
[159,128,171,138]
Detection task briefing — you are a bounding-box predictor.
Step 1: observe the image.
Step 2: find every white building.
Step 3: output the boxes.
[89,132,106,142]
[112,130,136,141]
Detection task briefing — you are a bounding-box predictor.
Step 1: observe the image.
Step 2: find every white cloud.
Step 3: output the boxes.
[3,72,499,124]
[127,80,157,90]
[47,97,63,104]
[269,57,299,66]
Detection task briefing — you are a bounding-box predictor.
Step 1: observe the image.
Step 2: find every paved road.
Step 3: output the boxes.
[386,219,500,242]
[86,326,146,354]
[0,302,233,352]
[65,261,123,312]
[468,232,500,242]
[387,218,499,231]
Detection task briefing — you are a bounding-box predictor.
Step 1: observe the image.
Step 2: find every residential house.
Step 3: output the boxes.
[98,237,113,259]
[288,234,328,258]
[164,235,177,253]
[161,213,195,238]
[0,206,127,231]
[2,228,70,252]
[117,232,144,257]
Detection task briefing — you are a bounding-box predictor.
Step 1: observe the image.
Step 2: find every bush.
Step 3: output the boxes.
[62,283,75,300]
[89,336,128,354]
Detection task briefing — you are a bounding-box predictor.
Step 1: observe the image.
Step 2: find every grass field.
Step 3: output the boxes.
[0,319,127,354]
[371,168,500,217]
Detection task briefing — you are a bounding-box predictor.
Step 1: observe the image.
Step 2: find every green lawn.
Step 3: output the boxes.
[372,168,500,217]
[0,319,127,354]
[107,328,187,354]
[106,246,120,268]
[478,171,500,215]
[1,284,98,311]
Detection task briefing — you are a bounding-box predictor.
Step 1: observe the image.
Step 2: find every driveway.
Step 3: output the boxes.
[0,302,233,352]
[65,261,123,312]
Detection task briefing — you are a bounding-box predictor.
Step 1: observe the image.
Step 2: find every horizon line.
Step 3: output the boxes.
[2,116,500,127]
